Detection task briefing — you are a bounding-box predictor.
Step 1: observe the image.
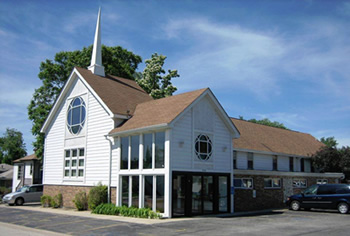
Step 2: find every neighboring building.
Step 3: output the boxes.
[12,154,42,192]
[0,164,13,188]
[40,9,343,217]
[231,118,343,212]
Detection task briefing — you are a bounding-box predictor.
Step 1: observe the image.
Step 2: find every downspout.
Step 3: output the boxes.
[104,135,112,203]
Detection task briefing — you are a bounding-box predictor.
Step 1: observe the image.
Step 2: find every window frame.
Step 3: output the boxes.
[293,179,307,188]
[234,178,253,189]
[264,178,282,189]
[195,134,213,161]
[63,148,85,179]
[66,97,86,135]
[316,179,328,185]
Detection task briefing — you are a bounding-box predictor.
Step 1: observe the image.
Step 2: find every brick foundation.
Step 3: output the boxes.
[234,174,339,212]
[43,185,116,208]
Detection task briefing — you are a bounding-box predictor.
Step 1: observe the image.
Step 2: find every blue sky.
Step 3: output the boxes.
[1,0,349,153]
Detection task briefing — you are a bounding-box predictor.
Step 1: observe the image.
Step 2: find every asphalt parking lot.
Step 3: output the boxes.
[0,205,350,236]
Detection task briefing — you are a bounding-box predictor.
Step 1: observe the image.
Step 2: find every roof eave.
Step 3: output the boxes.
[108,123,169,137]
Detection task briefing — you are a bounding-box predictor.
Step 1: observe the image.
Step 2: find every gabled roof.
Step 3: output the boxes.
[0,169,13,180]
[76,67,152,116]
[41,67,152,133]
[13,154,39,163]
[110,88,240,136]
[109,88,207,134]
[231,118,324,157]
[0,164,13,173]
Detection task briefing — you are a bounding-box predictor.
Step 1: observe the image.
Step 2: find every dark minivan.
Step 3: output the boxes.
[286,184,350,214]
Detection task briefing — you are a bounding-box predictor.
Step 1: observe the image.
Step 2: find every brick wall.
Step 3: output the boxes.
[234,174,339,212]
[44,185,116,208]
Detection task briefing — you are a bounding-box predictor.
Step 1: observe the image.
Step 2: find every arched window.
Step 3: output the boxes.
[195,134,213,161]
[67,97,86,134]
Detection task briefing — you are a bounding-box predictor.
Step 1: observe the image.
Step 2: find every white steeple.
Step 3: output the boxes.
[88,7,105,77]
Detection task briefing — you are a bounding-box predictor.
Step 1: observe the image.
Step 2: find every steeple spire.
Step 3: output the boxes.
[88,7,105,77]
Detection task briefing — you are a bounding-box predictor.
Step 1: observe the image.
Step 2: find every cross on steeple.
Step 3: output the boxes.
[88,7,105,77]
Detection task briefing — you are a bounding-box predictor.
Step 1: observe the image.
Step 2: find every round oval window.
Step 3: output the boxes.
[195,134,213,161]
[67,97,86,134]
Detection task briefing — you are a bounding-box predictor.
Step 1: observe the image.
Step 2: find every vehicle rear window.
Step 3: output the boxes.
[336,186,350,194]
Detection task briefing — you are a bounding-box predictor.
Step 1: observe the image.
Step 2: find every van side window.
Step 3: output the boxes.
[317,185,336,195]
[336,186,350,194]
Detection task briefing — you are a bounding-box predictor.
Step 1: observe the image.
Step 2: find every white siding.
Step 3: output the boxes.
[85,91,114,186]
[171,96,232,172]
[24,162,32,179]
[171,109,193,169]
[12,165,19,192]
[278,156,289,171]
[236,151,247,169]
[254,153,273,171]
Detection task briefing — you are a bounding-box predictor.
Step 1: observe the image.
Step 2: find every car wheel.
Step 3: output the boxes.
[337,202,349,214]
[290,200,301,211]
[15,197,24,206]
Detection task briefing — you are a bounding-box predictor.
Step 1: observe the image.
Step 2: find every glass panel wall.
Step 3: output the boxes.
[203,176,213,213]
[131,136,139,169]
[122,176,129,206]
[192,176,202,214]
[155,132,165,168]
[218,176,228,212]
[173,174,186,216]
[132,176,139,207]
[143,134,152,169]
[144,176,153,208]
[156,176,164,213]
[121,137,128,169]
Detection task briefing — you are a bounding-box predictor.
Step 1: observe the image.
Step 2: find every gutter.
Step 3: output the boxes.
[104,135,113,203]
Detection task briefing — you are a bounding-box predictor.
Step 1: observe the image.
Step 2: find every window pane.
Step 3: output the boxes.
[65,150,70,157]
[192,176,202,214]
[65,170,69,177]
[78,169,84,177]
[72,149,77,157]
[72,107,80,125]
[65,160,70,167]
[72,159,77,167]
[144,176,153,209]
[219,176,228,212]
[203,176,213,213]
[122,176,129,206]
[273,179,281,188]
[155,132,165,168]
[71,169,77,176]
[264,179,272,188]
[156,176,164,213]
[121,137,128,169]
[79,159,84,167]
[131,136,139,169]
[132,176,139,207]
[79,149,84,156]
[143,134,152,169]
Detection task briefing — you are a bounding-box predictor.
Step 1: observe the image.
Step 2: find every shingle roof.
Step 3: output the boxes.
[110,88,208,134]
[231,118,324,157]
[13,154,38,163]
[0,164,13,173]
[76,67,153,116]
[0,169,13,180]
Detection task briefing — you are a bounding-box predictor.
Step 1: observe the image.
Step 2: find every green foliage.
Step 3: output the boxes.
[40,195,52,207]
[312,146,350,181]
[320,136,338,148]
[73,191,88,211]
[88,183,108,210]
[136,53,179,99]
[0,128,27,164]
[239,116,288,130]
[0,187,11,197]
[92,204,161,219]
[28,45,142,160]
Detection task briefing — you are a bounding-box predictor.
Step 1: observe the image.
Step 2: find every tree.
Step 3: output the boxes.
[135,53,179,99]
[239,116,288,130]
[0,128,27,164]
[320,136,338,148]
[28,45,142,160]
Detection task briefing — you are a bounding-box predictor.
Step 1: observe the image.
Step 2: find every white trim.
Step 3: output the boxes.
[109,124,169,136]
[234,169,344,178]
[41,68,116,133]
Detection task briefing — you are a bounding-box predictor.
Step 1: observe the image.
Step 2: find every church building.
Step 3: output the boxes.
[40,9,343,217]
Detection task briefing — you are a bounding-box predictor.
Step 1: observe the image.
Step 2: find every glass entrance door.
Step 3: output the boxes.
[172,172,230,217]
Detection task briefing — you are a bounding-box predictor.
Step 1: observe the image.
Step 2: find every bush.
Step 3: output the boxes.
[53,193,63,208]
[0,186,11,196]
[40,195,52,207]
[73,191,88,211]
[88,183,107,210]
[92,204,161,219]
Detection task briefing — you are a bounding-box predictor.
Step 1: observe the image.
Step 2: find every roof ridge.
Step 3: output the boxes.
[230,117,308,135]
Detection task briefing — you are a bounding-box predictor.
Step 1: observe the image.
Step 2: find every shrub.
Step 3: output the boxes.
[0,186,11,196]
[88,183,107,210]
[53,193,63,208]
[92,204,161,219]
[40,195,52,207]
[73,191,88,211]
